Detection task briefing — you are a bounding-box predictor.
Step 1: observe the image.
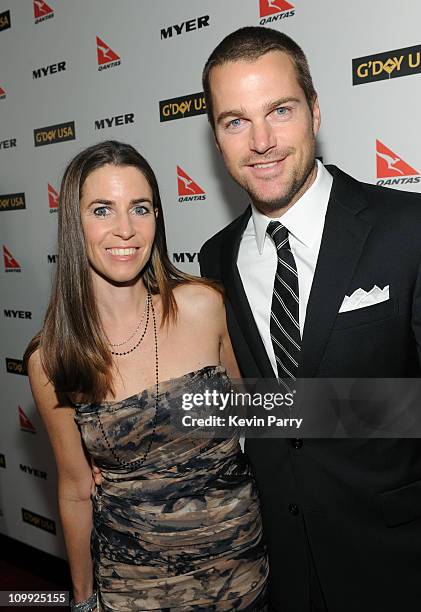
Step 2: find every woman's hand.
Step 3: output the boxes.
[91,459,103,488]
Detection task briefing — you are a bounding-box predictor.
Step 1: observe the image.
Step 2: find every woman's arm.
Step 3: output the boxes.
[218,300,241,379]
[28,350,95,603]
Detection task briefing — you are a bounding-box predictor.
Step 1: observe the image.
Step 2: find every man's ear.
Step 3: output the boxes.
[312,96,321,136]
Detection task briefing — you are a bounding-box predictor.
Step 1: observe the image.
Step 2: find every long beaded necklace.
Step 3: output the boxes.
[108,292,149,348]
[110,293,151,357]
[96,293,159,470]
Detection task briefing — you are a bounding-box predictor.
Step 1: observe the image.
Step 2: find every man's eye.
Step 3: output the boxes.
[228,118,242,128]
[275,107,289,116]
[93,206,109,217]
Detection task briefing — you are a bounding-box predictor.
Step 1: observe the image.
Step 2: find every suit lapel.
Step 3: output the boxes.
[298,166,372,377]
[221,207,275,378]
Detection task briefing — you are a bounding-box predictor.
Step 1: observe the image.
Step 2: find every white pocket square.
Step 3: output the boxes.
[339,285,389,313]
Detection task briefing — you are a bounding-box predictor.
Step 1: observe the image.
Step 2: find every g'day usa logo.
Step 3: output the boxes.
[22,509,56,535]
[160,92,206,122]
[34,121,75,147]
[33,0,54,24]
[96,36,121,71]
[6,358,27,376]
[0,192,26,212]
[376,140,420,187]
[259,0,295,25]
[353,44,421,85]
[0,10,11,32]
[177,166,206,203]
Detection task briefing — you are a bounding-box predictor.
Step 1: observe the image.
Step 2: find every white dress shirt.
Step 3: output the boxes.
[237,160,333,376]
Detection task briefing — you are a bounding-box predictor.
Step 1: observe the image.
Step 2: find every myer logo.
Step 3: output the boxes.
[0,453,5,468]
[160,92,206,122]
[376,139,420,187]
[173,252,199,264]
[22,508,56,535]
[34,120,75,147]
[20,464,47,479]
[33,0,54,24]
[0,138,17,149]
[353,44,421,85]
[0,10,11,32]
[177,166,206,203]
[19,406,36,433]
[161,15,209,40]
[47,253,58,263]
[96,36,121,71]
[4,308,32,319]
[6,358,27,376]
[3,245,21,272]
[0,192,26,212]
[94,112,134,130]
[33,61,66,80]
[0,86,5,100]
[48,183,59,211]
[259,0,295,24]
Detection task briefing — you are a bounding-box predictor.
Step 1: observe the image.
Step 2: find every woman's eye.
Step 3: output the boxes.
[133,205,148,215]
[93,206,109,217]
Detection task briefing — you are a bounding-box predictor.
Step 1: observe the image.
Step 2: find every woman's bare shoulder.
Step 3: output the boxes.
[174,281,224,318]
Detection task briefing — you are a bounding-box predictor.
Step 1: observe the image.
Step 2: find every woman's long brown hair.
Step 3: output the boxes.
[24,140,219,402]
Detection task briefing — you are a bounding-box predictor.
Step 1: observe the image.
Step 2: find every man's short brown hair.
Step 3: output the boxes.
[202,26,317,130]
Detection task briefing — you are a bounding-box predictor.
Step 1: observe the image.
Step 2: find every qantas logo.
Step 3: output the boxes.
[0,86,5,100]
[96,36,121,71]
[177,166,206,203]
[376,140,420,187]
[19,406,36,433]
[259,0,295,24]
[33,0,54,23]
[3,245,21,272]
[48,183,59,211]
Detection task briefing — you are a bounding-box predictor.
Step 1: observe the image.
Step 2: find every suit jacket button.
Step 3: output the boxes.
[291,438,303,449]
[288,503,299,516]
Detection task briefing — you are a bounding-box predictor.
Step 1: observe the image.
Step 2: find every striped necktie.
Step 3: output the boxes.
[266,220,301,382]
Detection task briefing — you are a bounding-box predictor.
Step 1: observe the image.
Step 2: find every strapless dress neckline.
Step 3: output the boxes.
[96,363,227,406]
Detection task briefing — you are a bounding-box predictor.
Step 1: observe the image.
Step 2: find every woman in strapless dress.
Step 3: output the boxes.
[25,141,269,611]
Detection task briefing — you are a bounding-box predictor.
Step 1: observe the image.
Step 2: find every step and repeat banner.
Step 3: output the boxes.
[1,0,420,558]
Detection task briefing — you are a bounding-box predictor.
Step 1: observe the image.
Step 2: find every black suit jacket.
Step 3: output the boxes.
[199,166,421,612]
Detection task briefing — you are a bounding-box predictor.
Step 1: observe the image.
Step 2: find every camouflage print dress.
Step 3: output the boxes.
[74,365,269,611]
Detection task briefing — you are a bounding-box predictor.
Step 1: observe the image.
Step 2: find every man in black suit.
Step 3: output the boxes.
[199,26,421,612]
